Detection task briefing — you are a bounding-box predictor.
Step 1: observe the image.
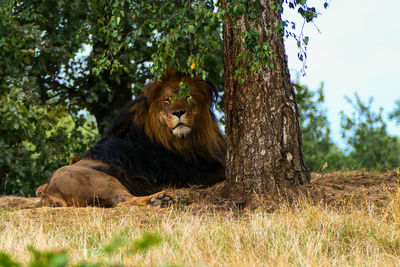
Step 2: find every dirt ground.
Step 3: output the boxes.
[1,170,399,212]
[167,170,400,212]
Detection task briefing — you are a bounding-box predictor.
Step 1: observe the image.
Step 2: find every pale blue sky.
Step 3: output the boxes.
[284,0,400,148]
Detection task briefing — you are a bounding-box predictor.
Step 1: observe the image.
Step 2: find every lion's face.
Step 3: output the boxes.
[156,85,206,138]
[139,68,225,158]
[145,69,213,140]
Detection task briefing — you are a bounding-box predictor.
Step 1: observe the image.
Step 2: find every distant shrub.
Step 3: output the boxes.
[294,79,349,172]
[0,88,97,196]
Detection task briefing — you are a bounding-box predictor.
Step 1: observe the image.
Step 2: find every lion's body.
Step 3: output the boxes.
[38,68,226,207]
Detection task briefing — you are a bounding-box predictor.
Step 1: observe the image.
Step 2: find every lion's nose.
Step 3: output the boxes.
[173,111,185,118]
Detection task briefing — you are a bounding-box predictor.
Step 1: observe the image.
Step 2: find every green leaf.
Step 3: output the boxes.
[28,247,69,267]
[130,232,162,253]
[188,25,195,33]
[0,252,21,267]
[103,236,127,254]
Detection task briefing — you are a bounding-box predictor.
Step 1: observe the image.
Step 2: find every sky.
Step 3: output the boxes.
[284,0,400,148]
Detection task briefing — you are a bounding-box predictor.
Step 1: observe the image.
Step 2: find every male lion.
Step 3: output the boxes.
[38,68,226,207]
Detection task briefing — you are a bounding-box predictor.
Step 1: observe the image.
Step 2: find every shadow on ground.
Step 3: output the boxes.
[1,171,399,212]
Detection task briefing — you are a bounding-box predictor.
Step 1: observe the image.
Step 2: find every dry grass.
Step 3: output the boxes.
[1,171,400,266]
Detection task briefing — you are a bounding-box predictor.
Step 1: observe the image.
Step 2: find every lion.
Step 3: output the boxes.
[37,68,226,207]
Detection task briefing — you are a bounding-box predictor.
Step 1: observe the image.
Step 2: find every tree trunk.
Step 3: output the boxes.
[223,0,310,195]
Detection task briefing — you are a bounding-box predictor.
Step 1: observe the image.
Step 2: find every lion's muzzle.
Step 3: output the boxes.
[172,123,192,138]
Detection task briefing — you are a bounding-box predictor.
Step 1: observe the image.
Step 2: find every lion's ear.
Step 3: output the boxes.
[132,96,149,125]
[144,67,181,103]
[143,80,158,105]
[160,67,181,81]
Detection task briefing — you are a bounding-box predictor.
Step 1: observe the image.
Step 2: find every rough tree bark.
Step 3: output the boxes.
[223,0,310,195]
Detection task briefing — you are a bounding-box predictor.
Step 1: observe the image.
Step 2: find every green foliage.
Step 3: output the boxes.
[0,232,164,267]
[340,94,400,170]
[284,0,330,72]
[102,236,127,254]
[103,231,163,255]
[0,87,97,195]
[28,247,69,267]
[0,252,21,267]
[389,99,400,124]
[294,80,400,172]
[221,0,330,79]
[130,232,163,253]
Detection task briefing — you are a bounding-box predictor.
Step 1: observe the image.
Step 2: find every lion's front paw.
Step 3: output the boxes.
[150,193,174,207]
[150,192,189,207]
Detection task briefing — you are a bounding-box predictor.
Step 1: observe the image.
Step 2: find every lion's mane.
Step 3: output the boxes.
[83,68,226,196]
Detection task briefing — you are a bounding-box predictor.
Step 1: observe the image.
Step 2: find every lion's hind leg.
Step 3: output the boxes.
[39,163,135,207]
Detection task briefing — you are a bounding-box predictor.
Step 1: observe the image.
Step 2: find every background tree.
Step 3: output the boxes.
[389,99,400,124]
[294,79,347,172]
[341,94,400,170]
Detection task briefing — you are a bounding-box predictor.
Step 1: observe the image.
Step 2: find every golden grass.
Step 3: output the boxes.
[1,172,400,266]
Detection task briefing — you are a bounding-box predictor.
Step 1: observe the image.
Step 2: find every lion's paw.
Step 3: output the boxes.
[150,192,188,208]
[150,193,173,207]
